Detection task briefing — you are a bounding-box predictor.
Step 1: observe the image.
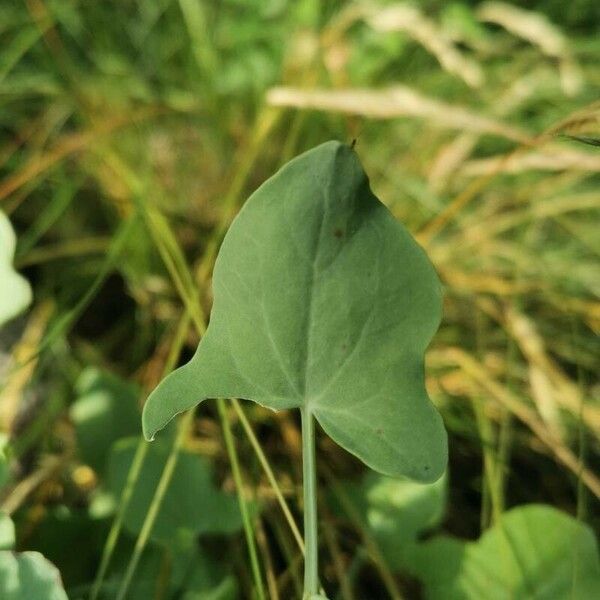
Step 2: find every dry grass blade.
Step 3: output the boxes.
[0,455,64,515]
[551,102,600,138]
[267,86,529,142]
[367,4,484,88]
[504,306,600,436]
[454,192,600,255]
[478,2,566,57]
[562,135,600,148]
[428,133,478,193]
[0,301,54,430]
[461,145,600,176]
[435,347,600,499]
[477,1,582,95]
[439,268,538,297]
[420,100,600,242]
[0,107,161,204]
[428,68,557,193]
[529,365,563,436]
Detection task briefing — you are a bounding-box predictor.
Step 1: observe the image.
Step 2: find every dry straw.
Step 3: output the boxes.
[477,1,582,96]
[366,3,484,88]
[267,86,529,142]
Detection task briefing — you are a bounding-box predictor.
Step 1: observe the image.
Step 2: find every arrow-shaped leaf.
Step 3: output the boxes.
[143,141,446,482]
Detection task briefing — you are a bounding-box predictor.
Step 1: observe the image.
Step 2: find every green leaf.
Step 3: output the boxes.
[173,536,239,600]
[184,576,237,600]
[0,497,69,599]
[338,471,447,569]
[26,506,105,588]
[0,210,32,327]
[0,434,9,489]
[100,545,167,600]
[0,551,68,600]
[411,505,600,599]
[107,437,243,545]
[70,368,141,472]
[101,539,237,600]
[0,464,7,491]
[143,141,446,482]
[0,512,15,551]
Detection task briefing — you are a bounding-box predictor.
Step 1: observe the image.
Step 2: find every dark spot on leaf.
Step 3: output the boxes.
[376,428,383,435]
[341,343,347,350]
[334,228,344,238]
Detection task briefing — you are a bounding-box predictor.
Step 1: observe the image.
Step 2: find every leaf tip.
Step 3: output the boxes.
[141,412,156,442]
[141,385,168,442]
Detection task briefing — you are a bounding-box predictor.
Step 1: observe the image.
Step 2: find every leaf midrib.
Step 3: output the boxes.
[301,196,328,405]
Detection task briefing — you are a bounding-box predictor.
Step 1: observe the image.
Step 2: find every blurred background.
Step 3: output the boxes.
[1,0,599,598]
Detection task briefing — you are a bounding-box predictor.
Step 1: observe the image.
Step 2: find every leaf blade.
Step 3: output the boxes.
[143,141,446,481]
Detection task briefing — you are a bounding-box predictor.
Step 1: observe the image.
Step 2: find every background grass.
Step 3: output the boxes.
[1,0,599,598]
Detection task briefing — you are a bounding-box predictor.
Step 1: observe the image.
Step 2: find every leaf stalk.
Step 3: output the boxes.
[301,408,319,598]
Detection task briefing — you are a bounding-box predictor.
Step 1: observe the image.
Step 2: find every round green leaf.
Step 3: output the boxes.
[337,470,447,569]
[0,512,15,551]
[143,141,446,482]
[0,551,67,600]
[102,538,237,600]
[108,437,243,544]
[0,211,32,327]
[70,368,141,472]
[411,505,600,599]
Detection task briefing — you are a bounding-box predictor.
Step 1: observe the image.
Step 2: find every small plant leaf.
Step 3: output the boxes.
[0,551,68,600]
[336,471,447,569]
[70,368,141,472]
[0,435,9,488]
[103,535,238,600]
[410,505,600,599]
[0,512,14,551]
[0,210,32,327]
[143,141,446,482]
[26,506,107,587]
[0,512,68,598]
[108,437,243,544]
